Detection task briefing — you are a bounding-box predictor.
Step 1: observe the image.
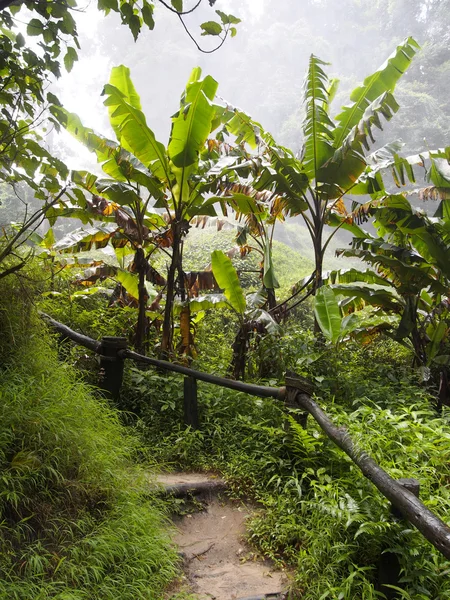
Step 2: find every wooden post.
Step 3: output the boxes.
[284,372,312,428]
[99,336,127,402]
[377,478,421,599]
[183,376,199,429]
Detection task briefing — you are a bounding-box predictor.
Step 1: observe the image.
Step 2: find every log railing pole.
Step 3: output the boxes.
[285,373,312,428]
[122,348,285,401]
[294,390,450,560]
[99,337,127,402]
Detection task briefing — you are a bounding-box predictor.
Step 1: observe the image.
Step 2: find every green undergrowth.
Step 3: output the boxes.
[0,274,178,599]
[125,329,450,599]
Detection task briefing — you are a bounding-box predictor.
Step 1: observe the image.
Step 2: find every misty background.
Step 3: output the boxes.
[13,0,448,268]
[50,0,449,167]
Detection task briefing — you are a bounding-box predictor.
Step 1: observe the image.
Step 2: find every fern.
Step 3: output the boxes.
[286,414,322,456]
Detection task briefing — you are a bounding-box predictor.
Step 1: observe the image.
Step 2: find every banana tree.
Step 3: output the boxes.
[46,160,166,352]
[224,38,420,313]
[330,194,450,366]
[205,182,284,310]
[211,249,280,380]
[52,65,236,356]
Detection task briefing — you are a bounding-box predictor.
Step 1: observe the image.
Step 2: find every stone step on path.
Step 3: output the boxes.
[156,472,287,600]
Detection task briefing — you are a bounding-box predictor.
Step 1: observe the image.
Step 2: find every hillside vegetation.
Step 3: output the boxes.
[0,273,178,600]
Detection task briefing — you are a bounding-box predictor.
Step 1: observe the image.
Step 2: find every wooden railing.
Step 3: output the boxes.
[42,312,450,580]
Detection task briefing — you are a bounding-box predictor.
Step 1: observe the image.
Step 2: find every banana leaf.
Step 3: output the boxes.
[211,249,246,315]
[314,286,341,344]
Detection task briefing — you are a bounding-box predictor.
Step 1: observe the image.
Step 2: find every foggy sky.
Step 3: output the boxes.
[51,0,425,173]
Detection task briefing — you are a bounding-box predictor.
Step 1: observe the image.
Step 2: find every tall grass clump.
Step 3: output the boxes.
[0,269,178,599]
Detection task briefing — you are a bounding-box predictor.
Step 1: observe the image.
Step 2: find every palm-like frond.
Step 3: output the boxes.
[301,55,335,182]
[324,268,391,287]
[320,92,400,197]
[259,146,309,215]
[337,238,445,295]
[333,37,420,148]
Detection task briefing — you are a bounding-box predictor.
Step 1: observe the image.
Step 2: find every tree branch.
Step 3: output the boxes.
[156,0,202,15]
[177,12,228,54]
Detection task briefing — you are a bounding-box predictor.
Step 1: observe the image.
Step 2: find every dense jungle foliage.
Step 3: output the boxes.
[1,0,450,598]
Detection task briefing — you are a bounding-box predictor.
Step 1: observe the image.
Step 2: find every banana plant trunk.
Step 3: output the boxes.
[407,296,426,366]
[313,218,324,294]
[161,221,183,358]
[313,223,324,334]
[229,321,250,380]
[266,287,277,311]
[134,247,148,355]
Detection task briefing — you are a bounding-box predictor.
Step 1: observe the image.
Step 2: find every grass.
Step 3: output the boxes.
[0,272,179,599]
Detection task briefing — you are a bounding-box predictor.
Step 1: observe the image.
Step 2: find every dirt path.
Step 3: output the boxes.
[158,473,287,600]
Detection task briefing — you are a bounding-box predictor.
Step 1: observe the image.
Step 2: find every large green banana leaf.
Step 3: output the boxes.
[107,65,142,138]
[225,109,262,149]
[320,92,400,196]
[168,67,218,169]
[324,268,391,287]
[263,237,279,289]
[326,212,370,238]
[256,147,309,215]
[337,239,447,295]
[314,286,341,344]
[102,71,168,182]
[50,106,117,163]
[301,54,335,182]
[53,224,117,252]
[116,269,156,302]
[211,250,246,315]
[372,197,450,280]
[168,68,219,207]
[333,37,420,148]
[331,282,402,312]
[173,294,229,315]
[51,105,162,194]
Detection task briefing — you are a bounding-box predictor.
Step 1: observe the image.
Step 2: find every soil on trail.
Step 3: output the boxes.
[159,473,287,600]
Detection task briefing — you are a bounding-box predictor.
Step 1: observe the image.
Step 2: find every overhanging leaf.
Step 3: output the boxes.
[102,72,168,182]
[116,268,139,300]
[168,68,219,169]
[314,286,341,344]
[211,250,246,315]
[333,37,420,148]
[200,21,222,36]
